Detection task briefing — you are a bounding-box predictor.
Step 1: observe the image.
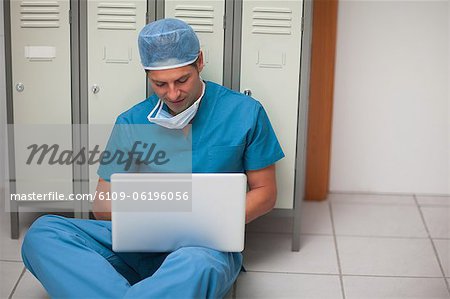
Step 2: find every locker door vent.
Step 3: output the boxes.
[20,1,60,28]
[174,5,214,33]
[97,2,137,30]
[252,7,292,35]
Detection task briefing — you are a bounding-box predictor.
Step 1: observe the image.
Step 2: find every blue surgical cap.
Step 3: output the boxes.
[138,18,200,70]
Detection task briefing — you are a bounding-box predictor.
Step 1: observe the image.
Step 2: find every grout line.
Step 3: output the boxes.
[246,230,445,240]
[328,191,415,197]
[432,237,450,241]
[363,274,448,280]
[0,259,22,263]
[330,200,416,207]
[413,194,450,296]
[8,266,26,299]
[333,234,430,240]
[411,194,450,198]
[328,200,346,299]
[244,269,447,279]
[418,204,450,208]
[245,270,340,276]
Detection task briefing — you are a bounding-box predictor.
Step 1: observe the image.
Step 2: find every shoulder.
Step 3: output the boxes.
[206,81,262,113]
[115,95,158,124]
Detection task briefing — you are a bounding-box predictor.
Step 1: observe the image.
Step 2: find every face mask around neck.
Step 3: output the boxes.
[147,81,205,129]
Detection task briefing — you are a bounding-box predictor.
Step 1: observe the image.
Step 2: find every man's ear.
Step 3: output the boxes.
[196,51,205,73]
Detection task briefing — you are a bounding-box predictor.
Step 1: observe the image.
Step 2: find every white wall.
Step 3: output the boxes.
[331,0,449,195]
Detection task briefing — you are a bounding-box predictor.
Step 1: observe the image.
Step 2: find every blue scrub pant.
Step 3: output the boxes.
[21,215,242,299]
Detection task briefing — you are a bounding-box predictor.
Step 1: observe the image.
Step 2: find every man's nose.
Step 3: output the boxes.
[166,85,180,101]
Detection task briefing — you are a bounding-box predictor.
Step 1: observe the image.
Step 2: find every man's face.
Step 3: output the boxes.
[147,55,204,115]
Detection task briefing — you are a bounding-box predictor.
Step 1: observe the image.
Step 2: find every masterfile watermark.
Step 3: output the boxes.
[26,141,170,171]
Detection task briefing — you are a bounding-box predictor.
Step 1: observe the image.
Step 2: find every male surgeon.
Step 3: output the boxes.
[22,18,284,298]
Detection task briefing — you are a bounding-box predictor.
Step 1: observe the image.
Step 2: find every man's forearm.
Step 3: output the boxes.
[245,186,277,224]
[92,199,112,220]
[92,178,112,220]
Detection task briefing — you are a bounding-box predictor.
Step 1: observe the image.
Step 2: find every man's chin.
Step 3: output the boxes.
[168,105,187,116]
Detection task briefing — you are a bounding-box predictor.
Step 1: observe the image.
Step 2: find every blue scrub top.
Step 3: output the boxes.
[98,81,284,181]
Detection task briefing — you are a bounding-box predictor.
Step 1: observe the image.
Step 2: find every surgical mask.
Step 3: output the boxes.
[147,81,205,129]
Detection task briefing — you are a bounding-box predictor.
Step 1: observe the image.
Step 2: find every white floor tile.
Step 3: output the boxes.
[300,201,333,235]
[235,272,342,299]
[0,212,24,262]
[343,276,450,299]
[434,239,450,277]
[332,203,427,238]
[243,233,339,274]
[417,195,450,206]
[421,206,450,239]
[247,201,332,235]
[0,261,23,298]
[0,210,45,262]
[12,270,48,299]
[327,193,415,205]
[337,237,442,277]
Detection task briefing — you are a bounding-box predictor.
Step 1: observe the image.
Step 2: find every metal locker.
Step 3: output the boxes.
[240,0,303,209]
[9,0,73,197]
[86,0,147,194]
[164,0,225,84]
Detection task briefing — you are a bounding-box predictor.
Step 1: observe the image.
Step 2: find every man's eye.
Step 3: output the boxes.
[155,82,165,87]
[177,78,188,84]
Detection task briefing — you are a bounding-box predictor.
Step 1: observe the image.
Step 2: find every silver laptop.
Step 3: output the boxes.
[110,173,246,252]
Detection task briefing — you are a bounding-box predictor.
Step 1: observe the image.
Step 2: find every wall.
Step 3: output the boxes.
[330,0,449,195]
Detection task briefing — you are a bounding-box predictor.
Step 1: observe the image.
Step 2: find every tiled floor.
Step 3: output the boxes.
[0,193,449,298]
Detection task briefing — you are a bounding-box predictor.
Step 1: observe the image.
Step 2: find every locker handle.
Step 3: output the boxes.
[92,85,100,94]
[243,89,252,96]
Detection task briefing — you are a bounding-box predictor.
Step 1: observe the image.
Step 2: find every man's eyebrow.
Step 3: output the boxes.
[151,78,165,84]
[150,74,190,83]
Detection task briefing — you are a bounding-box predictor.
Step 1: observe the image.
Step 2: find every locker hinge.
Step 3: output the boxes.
[300,17,304,32]
[69,10,72,24]
[146,12,149,24]
[223,15,226,29]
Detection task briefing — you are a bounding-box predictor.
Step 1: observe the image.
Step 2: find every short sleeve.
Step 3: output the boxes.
[96,116,138,182]
[244,102,285,171]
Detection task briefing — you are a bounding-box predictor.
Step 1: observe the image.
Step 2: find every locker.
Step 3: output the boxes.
[87,0,147,125]
[240,0,303,209]
[164,0,225,84]
[10,0,73,197]
[87,0,148,195]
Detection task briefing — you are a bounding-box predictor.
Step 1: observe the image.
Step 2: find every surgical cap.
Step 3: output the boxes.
[138,18,200,70]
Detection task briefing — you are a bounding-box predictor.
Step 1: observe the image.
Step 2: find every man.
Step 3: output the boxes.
[22,19,284,298]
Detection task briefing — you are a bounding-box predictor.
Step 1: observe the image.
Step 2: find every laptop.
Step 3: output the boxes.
[110,173,247,252]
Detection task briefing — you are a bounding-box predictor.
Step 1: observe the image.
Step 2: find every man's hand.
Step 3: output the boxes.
[92,178,112,220]
[245,164,277,223]
[92,165,277,223]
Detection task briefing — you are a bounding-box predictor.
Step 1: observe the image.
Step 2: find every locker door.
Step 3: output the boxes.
[164,0,225,84]
[240,0,303,209]
[10,0,73,196]
[87,0,147,194]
